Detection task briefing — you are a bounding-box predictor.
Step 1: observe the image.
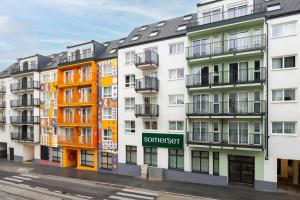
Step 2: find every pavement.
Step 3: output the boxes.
[0,160,299,200]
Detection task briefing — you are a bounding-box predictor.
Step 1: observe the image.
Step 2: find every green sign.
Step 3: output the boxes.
[142,133,184,149]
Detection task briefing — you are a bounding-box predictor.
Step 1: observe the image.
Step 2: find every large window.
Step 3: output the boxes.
[272,89,296,102]
[125,75,135,88]
[52,147,60,163]
[144,120,157,130]
[103,129,112,141]
[213,152,219,175]
[103,108,112,120]
[144,147,157,166]
[272,56,296,69]
[126,145,137,164]
[125,51,135,64]
[101,152,112,170]
[168,95,184,105]
[168,68,184,80]
[103,64,112,77]
[169,42,184,54]
[125,121,135,133]
[169,149,184,170]
[272,21,297,38]
[125,98,135,111]
[272,122,296,135]
[41,146,49,161]
[81,150,94,167]
[103,87,112,98]
[169,121,184,131]
[192,151,209,174]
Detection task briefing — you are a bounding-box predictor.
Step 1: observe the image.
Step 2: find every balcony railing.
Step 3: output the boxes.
[135,104,159,117]
[135,77,159,93]
[61,73,94,86]
[10,116,40,124]
[186,68,266,88]
[186,101,266,116]
[58,134,74,144]
[135,51,159,69]
[10,98,40,108]
[0,101,5,108]
[81,115,92,124]
[12,65,39,75]
[0,86,6,93]
[187,132,264,148]
[186,35,266,60]
[79,135,93,145]
[59,51,94,64]
[11,132,34,142]
[0,116,5,123]
[187,3,266,29]
[10,81,40,92]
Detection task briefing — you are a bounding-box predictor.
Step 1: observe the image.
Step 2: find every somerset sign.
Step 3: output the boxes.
[142,133,184,149]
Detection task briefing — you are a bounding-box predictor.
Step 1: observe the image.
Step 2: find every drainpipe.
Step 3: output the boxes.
[265,15,269,160]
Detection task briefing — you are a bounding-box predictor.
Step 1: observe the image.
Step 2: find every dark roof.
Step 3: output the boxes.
[197,0,223,7]
[262,0,300,19]
[39,52,67,72]
[0,63,19,79]
[119,13,197,48]
[98,39,122,60]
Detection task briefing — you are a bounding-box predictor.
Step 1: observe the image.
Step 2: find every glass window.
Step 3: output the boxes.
[213,152,219,175]
[272,89,295,102]
[192,151,209,174]
[144,147,157,166]
[272,22,297,38]
[125,98,135,111]
[177,25,187,31]
[169,42,184,54]
[103,64,112,76]
[149,31,159,37]
[103,87,112,98]
[144,121,157,130]
[285,56,296,68]
[52,147,60,163]
[103,129,112,141]
[169,121,184,131]
[169,149,184,170]
[125,75,135,87]
[126,145,137,164]
[272,56,296,69]
[125,51,135,64]
[81,150,94,167]
[267,4,281,12]
[125,121,135,133]
[103,108,112,119]
[272,122,296,135]
[169,95,184,105]
[168,68,184,80]
[101,152,112,170]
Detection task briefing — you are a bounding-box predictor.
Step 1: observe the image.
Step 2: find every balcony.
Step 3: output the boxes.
[187,131,264,149]
[58,133,94,148]
[57,115,94,127]
[187,3,266,30]
[186,35,266,61]
[58,73,95,88]
[58,134,74,145]
[0,86,6,93]
[0,116,5,124]
[186,101,266,117]
[0,101,5,109]
[10,116,40,125]
[135,104,159,118]
[11,65,39,75]
[135,51,159,70]
[59,51,94,65]
[10,81,40,92]
[10,98,39,108]
[135,77,159,93]
[11,132,35,143]
[186,68,266,89]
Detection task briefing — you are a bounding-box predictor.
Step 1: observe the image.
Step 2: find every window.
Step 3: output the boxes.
[272,56,296,69]
[125,75,135,87]
[81,150,94,167]
[144,120,157,130]
[169,42,184,54]
[80,128,92,144]
[52,147,60,163]
[139,26,148,31]
[177,24,187,31]
[183,15,192,21]
[168,68,184,80]
[82,49,92,59]
[103,64,112,76]
[272,21,297,38]
[125,98,135,111]
[42,127,49,135]
[228,5,247,19]
[169,121,184,131]
[42,110,49,118]
[131,35,140,41]
[169,149,184,170]
[272,89,296,102]
[125,51,135,64]
[103,108,112,120]
[149,31,159,37]
[126,145,137,164]
[81,66,91,81]
[213,152,219,175]
[103,87,112,98]
[272,122,296,135]
[80,108,91,123]
[109,49,117,54]
[267,3,281,12]
[203,9,221,24]
[119,39,125,44]
[103,42,109,46]
[101,152,112,170]
[125,121,135,133]
[192,151,209,174]
[103,129,112,141]
[64,108,74,123]
[169,95,184,105]
[157,21,165,27]
[64,70,73,83]
[41,146,49,161]
[144,147,157,166]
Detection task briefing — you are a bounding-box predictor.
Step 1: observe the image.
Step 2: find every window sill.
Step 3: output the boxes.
[271,34,297,39]
[271,133,297,137]
[168,78,185,81]
[168,104,184,107]
[270,67,297,71]
[271,101,297,104]
[168,130,184,133]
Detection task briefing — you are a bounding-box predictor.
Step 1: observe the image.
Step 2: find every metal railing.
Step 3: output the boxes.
[11,132,34,142]
[10,98,40,108]
[186,34,266,60]
[135,77,159,92]
[187,131,264,148]
[186,101,266,116]
[10,116,40,124]
[135,104,159,117]
[12,65,39,75]
[187,3,266,28]
[58,134,74,143]
[79,134,93,145]
[10,81,40,92]
[135,51,159,68]
[59,51,94,64]
[186,68,266,88]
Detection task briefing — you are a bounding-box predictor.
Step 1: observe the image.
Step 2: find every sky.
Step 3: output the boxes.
[0,0,204,71]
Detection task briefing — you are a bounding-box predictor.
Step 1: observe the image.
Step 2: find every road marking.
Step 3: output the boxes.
[20,174,39,178]
[109,195,135,200]
[12,176,32,181]
[75,194,93,199]
[35,187,48,190]
[122,189,158,196]
[3,177,23,183]
[116,192,154,200]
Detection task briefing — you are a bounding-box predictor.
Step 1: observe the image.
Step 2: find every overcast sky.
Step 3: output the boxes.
[0,0,204,70]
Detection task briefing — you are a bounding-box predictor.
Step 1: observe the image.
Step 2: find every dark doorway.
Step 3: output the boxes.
[229,155,254,185]
[22,94,27,106]
[22,110,27,123]
[23,61,28,71]
[22,125,27,140]
[201,66,209,86]
[9,148,14,161]
[229,63,238,84]
[22,77,27,89]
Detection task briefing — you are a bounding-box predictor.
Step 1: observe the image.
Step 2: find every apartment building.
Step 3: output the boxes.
[117,15,194,179]
[39,52,66,167]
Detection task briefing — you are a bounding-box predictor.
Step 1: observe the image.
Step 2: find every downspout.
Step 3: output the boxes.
[265,15,269,160]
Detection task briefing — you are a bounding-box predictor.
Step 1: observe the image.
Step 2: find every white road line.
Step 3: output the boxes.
[12,176,32,181]
[109,195,135,200]
[3,177,23,183]
[20,174,39,178]
[35,187,48,191]
[122,189,158,196]
[116,192,154,200]
[75,194,93,199]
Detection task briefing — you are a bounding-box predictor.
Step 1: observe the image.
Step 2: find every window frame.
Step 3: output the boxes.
[124,97,135,111]
[125,74,135,88]
[126,145,137,165]
[271,88,296,102]
[271,55,296,70]
[169,42,184,55]
[103,86,112,98]
[103,108,112,120]
[125,120,135,133]
[168,94,184,106]
[271,21,297,38]
[168,121,184,132]
[271,121,297,136]
[168,149,184,170]
[80,150,94,167]
[101,152,113,170]
[168,68,184,80]
[191,150,209,174]
[144,147,157,167]
[103,129,112,141]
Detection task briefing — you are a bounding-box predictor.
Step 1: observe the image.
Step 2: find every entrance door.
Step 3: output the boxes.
[22,125,27,140]
[229,63,238,84]
[9,148,14,161]
[229,155,254,185]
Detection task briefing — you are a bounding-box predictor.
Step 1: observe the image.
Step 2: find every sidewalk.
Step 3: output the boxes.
[0,160,298,200]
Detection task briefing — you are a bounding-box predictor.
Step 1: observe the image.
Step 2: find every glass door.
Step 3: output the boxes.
[254,91,261,113]
[229,93,238,114]
[239,62,248,83]
[238,32,248,50]
[238,92,248,114]
[229,63,238,84]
